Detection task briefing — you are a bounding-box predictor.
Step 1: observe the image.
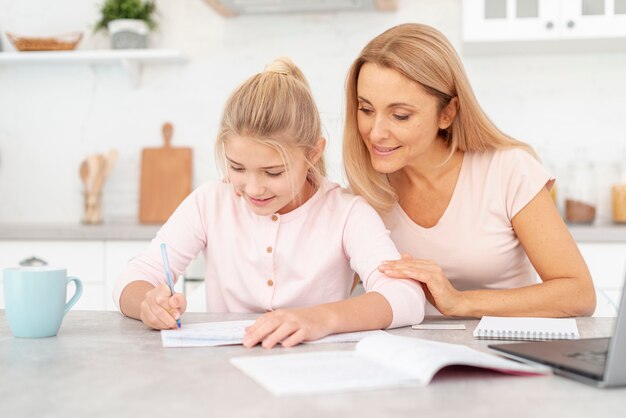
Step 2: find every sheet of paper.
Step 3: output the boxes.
[412,323,466,330]
[231,351,416,396]
[161,321,387,348]
[307,330,387,344]
[161,320,253,348]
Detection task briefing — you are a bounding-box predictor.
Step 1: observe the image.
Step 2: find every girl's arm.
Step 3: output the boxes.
[243,198,425,348]
[243,292,392,348]
[114,185,211,327]
[119,280,187,330]
[381,187,596,318]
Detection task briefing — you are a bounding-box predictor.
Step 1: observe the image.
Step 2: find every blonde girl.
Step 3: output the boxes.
[115,57,425,348]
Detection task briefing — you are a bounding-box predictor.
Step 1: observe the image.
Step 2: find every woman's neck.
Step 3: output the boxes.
[390,140,463,189]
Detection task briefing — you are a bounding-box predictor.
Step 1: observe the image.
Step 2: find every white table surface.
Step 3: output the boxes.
[1,311,624,418]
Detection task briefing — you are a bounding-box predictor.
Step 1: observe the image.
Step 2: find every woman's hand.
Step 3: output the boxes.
[140,284,187,330]
[243,306,336,349]
[379,254,466,317]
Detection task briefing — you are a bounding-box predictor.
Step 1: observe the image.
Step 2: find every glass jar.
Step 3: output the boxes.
[536,146,560,210]
[564,150,597,224]
[612,151,626,223]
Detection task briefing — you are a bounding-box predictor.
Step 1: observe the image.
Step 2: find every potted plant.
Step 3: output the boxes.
[94,0,157,49]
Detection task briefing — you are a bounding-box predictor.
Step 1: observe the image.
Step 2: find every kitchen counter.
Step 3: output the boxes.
[0,223,160,241]
[1,311,623,418]
[0,222,624,242]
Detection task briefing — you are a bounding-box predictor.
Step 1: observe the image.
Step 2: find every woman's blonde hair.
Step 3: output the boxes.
[343,23,535,213]
[216,57,326,191]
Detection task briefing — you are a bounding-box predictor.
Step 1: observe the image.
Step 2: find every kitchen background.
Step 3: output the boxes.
[0,0,625,314]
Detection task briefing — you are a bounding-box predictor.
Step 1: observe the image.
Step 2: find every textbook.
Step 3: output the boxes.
[160,320,386,347]
[473,316,580,341]
[230,333,550,396]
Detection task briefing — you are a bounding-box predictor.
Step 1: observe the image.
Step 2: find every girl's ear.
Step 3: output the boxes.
[438,96,459,130]
[308,137,326,164]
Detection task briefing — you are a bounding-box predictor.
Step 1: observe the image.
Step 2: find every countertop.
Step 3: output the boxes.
[1,311,624,418]
[0,222,625,242]
[0,223,161,240]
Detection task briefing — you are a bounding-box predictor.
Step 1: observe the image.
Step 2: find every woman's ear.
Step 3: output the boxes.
[308,137,327,164]
[438,96,459,130]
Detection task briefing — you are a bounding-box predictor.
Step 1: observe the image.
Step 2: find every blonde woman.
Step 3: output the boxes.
[115,57,425,348]
[343,24,595,318]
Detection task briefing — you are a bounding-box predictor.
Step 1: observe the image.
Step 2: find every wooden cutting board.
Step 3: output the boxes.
[139,122,192,224]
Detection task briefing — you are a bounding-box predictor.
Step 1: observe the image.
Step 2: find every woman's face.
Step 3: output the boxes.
[356,63,450,174]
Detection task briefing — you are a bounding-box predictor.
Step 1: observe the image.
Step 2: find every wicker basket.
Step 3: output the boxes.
[6,32,83,51]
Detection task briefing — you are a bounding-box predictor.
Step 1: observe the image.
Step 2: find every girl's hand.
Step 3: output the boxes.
[243,306,335,349]
[379,254,465,317]
[140,284,187,330]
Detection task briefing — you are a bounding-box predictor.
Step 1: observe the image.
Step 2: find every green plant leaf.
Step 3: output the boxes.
[94,0,158,33]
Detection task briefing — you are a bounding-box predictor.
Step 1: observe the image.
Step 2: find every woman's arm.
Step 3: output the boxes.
[381,187,596,318]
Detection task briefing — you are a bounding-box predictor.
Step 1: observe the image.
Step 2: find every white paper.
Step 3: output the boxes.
[230,351,416,396]
[473,316,580,340]
[306,330,387,344]
[161,321,386,348]
[230,334,551,396]
[161,320,254,347]
[412,323,466,330]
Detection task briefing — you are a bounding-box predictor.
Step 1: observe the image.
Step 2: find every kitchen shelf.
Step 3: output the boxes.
[0,49,187,87]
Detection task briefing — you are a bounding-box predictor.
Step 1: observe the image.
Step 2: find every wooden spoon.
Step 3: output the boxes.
[162,122,173,147]
[79,160,89,191]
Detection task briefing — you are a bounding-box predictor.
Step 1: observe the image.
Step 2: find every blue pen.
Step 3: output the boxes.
[160,243,181,328]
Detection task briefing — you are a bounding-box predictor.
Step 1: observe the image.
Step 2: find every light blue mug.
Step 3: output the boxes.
[3,267,83,338]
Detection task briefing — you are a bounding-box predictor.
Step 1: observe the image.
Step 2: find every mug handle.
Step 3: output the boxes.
[64,276,84,315]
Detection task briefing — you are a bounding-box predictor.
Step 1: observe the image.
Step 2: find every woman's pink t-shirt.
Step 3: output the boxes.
[382,148,553,315]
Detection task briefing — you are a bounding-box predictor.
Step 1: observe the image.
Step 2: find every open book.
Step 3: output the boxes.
[230,333,550,396]
[161,320,386,347]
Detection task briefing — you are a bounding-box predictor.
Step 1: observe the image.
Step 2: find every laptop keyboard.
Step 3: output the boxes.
[565,350,608,365]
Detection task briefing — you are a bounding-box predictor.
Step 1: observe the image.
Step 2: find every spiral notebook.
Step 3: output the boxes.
[473,316,580,341]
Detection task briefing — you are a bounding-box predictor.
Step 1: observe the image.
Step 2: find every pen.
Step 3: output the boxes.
[160,243,181,328]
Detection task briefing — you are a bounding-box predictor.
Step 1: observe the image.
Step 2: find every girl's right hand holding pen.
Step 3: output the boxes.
[140,284,187,330]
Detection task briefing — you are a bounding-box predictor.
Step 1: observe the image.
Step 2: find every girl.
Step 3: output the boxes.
[342,23,596,318]
[114,57,425,348]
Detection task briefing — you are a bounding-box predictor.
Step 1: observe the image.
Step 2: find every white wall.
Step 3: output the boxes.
[1,0,625,223]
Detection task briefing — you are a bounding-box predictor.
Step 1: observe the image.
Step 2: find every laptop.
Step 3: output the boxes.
[489,284,626,388]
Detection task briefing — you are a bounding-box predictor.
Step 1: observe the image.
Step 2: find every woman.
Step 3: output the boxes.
[343,23,596,318]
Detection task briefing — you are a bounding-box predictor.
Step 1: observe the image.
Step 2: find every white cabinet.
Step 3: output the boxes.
[0,239,206,312]
[463,0,626,45]
[464,0,561,41]
[104,241,206,312]
[0,240,105,311]
[561,0,626,38]
[578,242,626,317]
[104,241,153,311]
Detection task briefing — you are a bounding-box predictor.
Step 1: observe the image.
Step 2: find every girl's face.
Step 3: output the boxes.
[356,63,452,174]
[224,135,314,216]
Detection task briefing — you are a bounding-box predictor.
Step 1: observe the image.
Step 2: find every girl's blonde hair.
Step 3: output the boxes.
[343,23,535,213]
[215,57,326,191]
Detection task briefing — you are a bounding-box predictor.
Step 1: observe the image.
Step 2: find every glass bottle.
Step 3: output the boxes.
[564,149,597,224]
[612,150,626,223]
